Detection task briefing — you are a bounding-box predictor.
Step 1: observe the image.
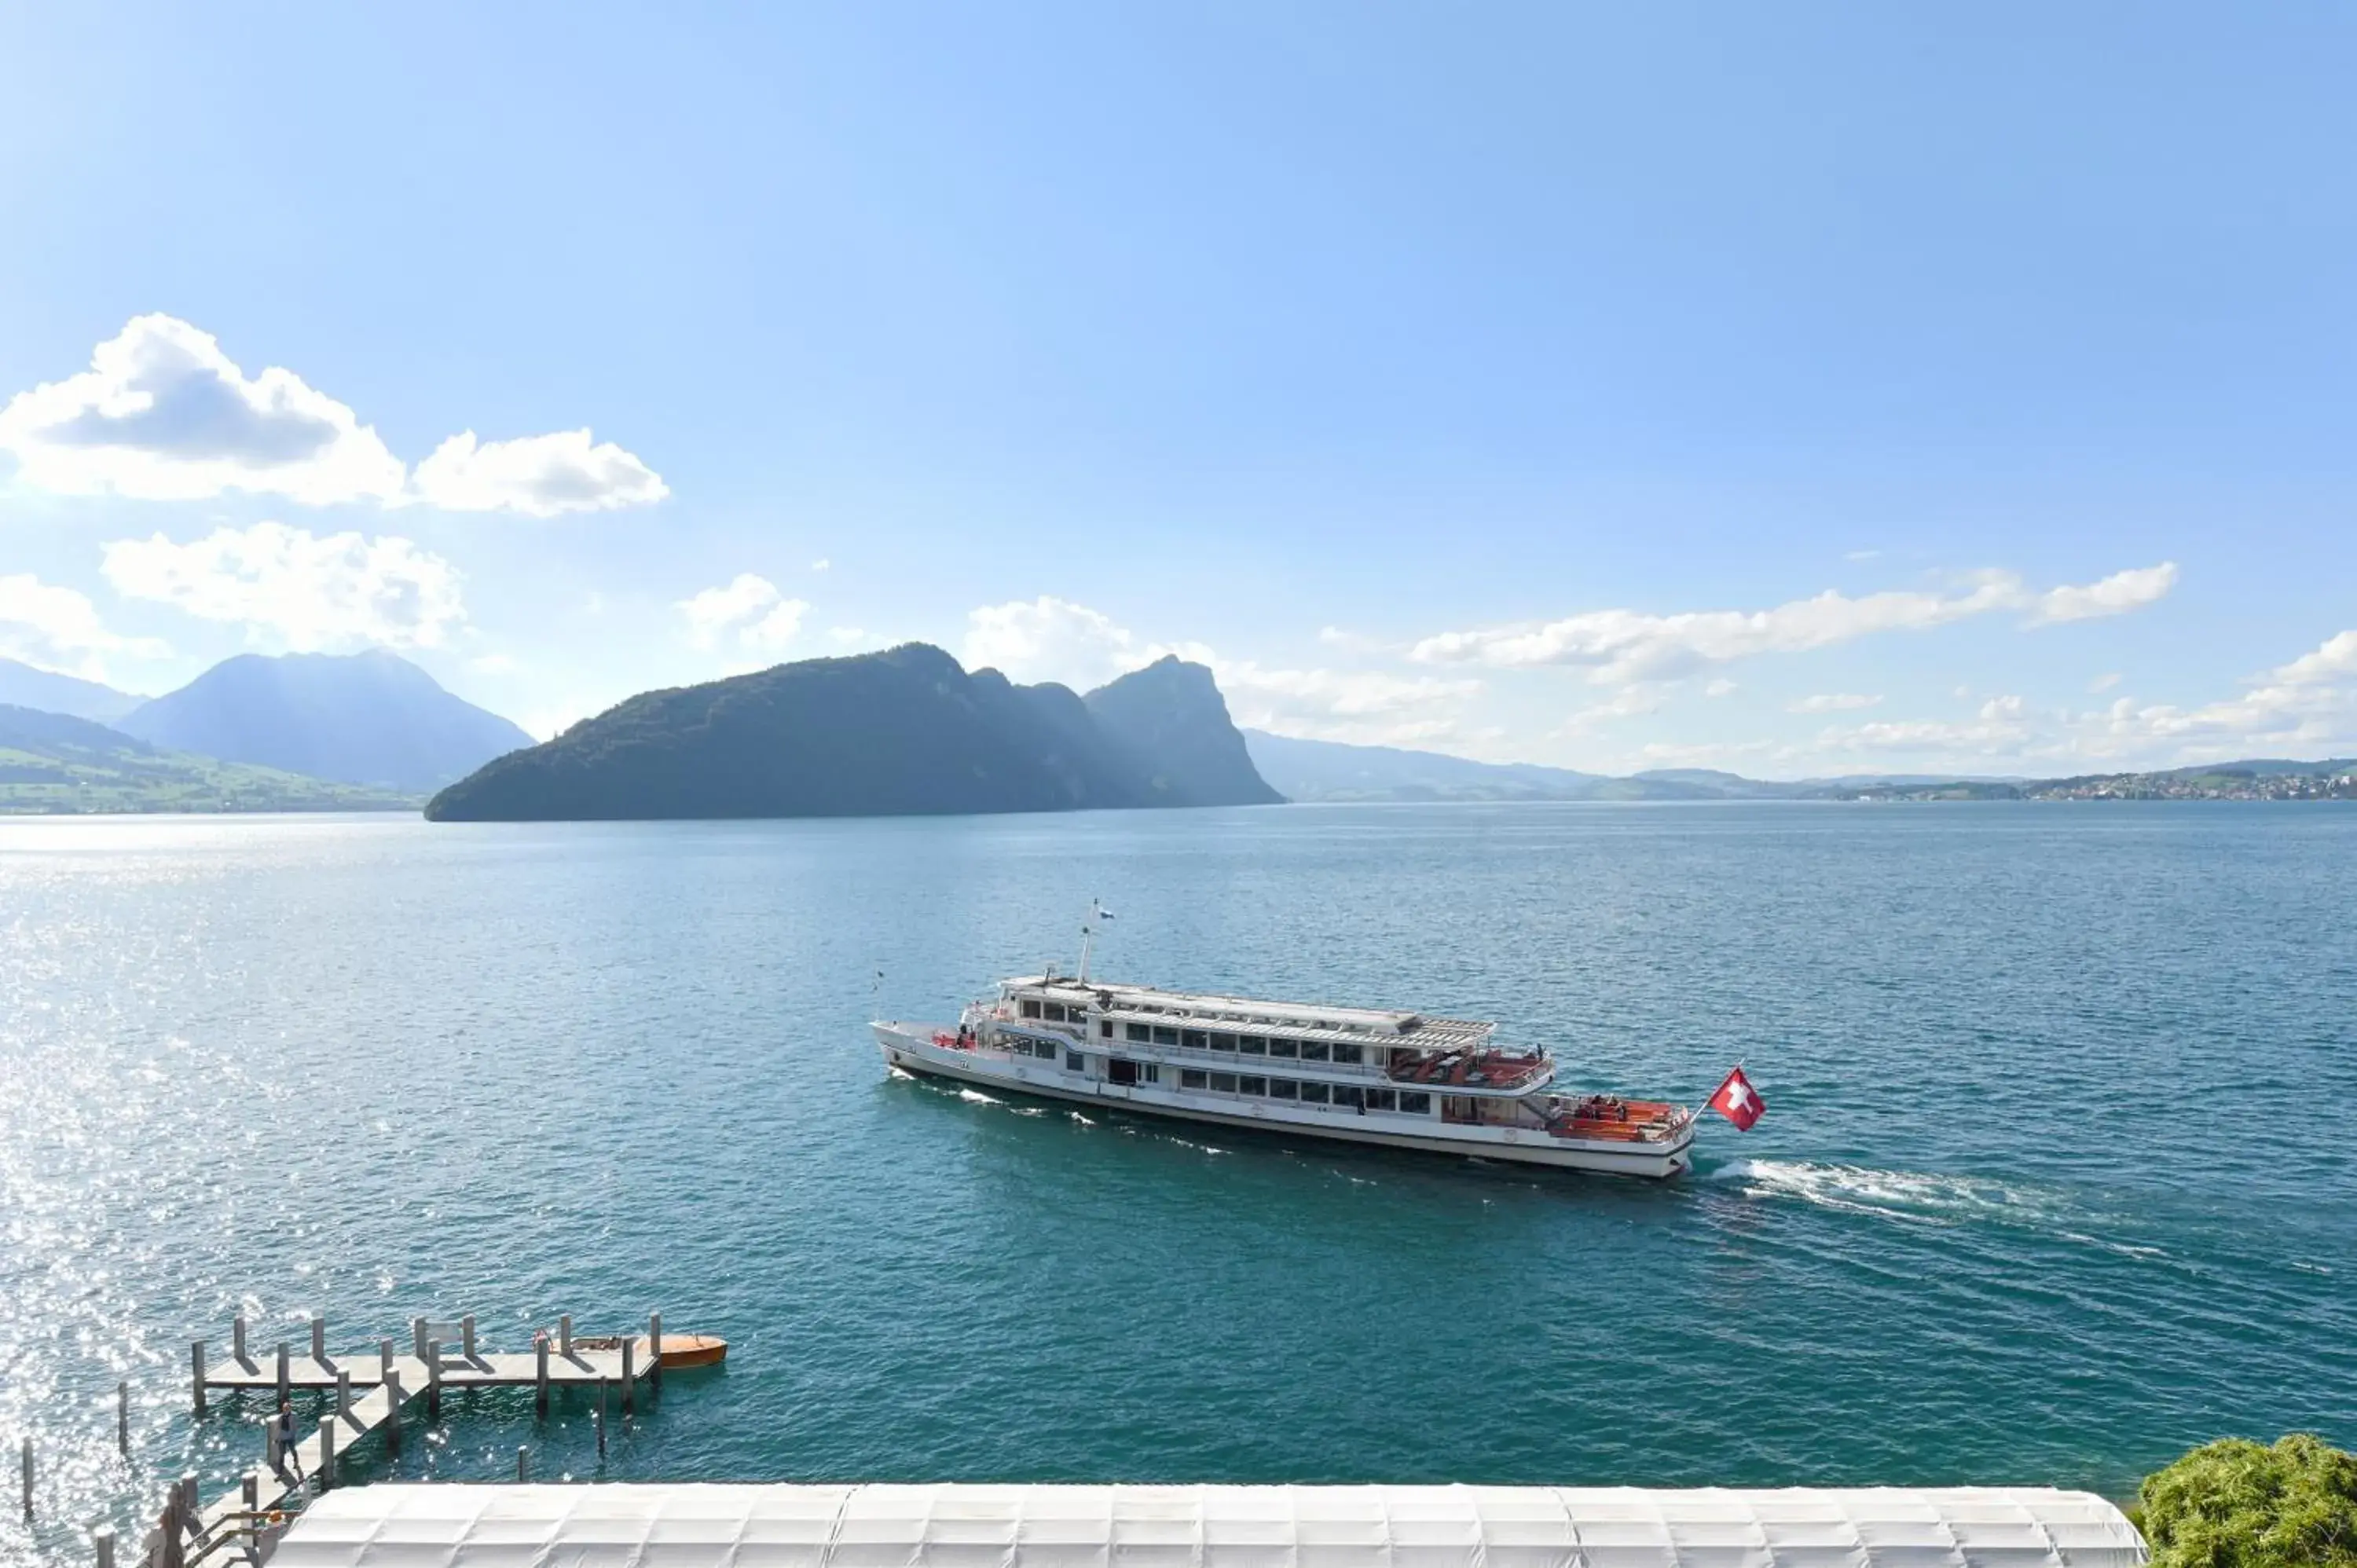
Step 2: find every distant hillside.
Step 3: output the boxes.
[1244,732,1719,801]
[426,643,1283,822]
[119,650,533,793]
[0,704,416,814]
[0,658,145,724]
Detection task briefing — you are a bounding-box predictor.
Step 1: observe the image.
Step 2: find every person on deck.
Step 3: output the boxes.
[269,1399,303,1486]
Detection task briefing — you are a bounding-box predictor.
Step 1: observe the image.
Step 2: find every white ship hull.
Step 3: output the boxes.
[874,1022,1695,1178]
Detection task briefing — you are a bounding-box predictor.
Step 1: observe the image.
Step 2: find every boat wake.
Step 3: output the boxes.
[1721,1159,2176,1264]
[885,1065,915,1081]
[957,1087,999,1106]
[1722,1159,2052,1228]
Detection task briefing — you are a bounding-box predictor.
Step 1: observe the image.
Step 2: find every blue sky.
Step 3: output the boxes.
[2,3,2352,775]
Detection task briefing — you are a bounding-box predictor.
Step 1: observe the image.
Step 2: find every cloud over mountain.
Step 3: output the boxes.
[101,522,466,651]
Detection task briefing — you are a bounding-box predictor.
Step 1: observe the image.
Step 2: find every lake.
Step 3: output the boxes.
[2,803,2352,1563]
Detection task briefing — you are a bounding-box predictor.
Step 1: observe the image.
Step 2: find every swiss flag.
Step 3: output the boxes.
[1708,1066,1766,1131]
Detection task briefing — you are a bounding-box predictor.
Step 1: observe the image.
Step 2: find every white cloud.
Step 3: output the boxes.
[678,573,807,656]
[1844,549,1882,562]
[409,430,667,517]
[0,315,405,505]
[826,626,871,647]
[961,595,1480,743]
[2089,672,2123,693]
[1978,694,2025,721]
[1788,692,1882,713]
[1703,679,1739,698]
[1563,684,1662,735]
[0,573,171,679]
[0,315,663,515]
[470,652,519,675]
[962,596,1142,687]
[1409,563,2177,683]
[2075,630,2357,757]
[810,559,830,573]
[101,522,466,651]
[2029,562,2179,625]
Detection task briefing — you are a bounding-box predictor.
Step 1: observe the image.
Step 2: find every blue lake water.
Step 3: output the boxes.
[2,804,2353,1563]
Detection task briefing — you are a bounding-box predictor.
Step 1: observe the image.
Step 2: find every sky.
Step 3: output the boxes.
[2,3,2352,777]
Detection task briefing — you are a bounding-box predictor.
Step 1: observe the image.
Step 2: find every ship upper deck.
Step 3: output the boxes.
[1007,974,1497,1052]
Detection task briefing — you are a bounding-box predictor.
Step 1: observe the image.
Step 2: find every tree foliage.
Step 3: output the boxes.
[2139,1434,2357,1567]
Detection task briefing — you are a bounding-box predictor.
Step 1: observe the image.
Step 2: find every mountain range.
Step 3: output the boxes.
[425,645,1282,821]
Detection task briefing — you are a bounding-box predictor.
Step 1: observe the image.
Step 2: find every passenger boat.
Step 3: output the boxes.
[872,914,1700,1178]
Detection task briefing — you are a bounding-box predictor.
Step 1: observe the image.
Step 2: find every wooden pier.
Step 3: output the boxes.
[148,1311,677,1568]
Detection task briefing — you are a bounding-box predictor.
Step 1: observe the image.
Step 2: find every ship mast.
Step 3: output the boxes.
[1077,898,1114,983]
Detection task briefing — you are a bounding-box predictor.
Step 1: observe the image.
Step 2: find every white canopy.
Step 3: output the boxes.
[267,1482,2146,1568]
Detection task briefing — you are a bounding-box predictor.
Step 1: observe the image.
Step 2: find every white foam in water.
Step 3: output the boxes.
[958,1087,998,1105]
[1726,1158,2050,1227]
[886,1065,915,1081]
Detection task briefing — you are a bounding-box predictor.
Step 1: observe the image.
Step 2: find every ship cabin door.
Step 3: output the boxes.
[1107,1058,1138,1087]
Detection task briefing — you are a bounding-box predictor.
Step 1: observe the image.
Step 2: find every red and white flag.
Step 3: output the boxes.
[1708,1066,1766,1131]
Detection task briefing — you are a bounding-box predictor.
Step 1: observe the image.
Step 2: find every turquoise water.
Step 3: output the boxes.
[3,804,2353,1563]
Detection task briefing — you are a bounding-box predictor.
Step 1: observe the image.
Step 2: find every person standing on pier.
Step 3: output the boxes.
[269,1400,303,1486]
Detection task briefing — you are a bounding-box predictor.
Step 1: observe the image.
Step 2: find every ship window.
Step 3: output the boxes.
[1367,1089,1398,1112]
[1240,1035,1267,1056]
[1269,1079,1299,1101]
[1209,1032,1237,1052]
[1299,1081,1330,1104]
[1043,1002,1067,1022]
[1299,1040,1329,1061]
[1209,1072,1237,1094]
[1021,999,1042,1019]
[1333,1085,1365,1108]
[1065,1051,1086,1072]
[1126,1023,1149,1042]
[1140,1064,1160,1084]
[1266,1037,1296,1058]
[1182,1030,1208,1050]
[1398,1092,1431,1116]
[1238,1075,1266,1097]
[1100,1021,1113,1039]
[1153,1026,1178,1046]
[1332,1042,1364,1065]
[1180,1069,1208,1089]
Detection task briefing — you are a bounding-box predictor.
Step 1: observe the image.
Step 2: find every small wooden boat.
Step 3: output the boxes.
[570,1332,729,1368]
[651,1332,728,1369]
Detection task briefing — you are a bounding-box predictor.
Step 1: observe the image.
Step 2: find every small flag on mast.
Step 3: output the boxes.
[1707,1065,1766,1131]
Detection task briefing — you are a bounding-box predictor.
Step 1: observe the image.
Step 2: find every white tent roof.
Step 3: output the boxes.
[268,1482,2147,1568]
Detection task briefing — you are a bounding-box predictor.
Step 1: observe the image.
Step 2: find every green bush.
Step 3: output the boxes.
[2138,1434,2357,1567]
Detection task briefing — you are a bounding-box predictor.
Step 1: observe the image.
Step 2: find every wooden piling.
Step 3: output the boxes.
[412,1317,427,1360]
[93,1523,115,1568]
[516,1445,529,1482]
[337,1367,353,1419]
[426,1340,442,1421]
[318,1419,336,1492]
[311,1315,327,1367]
[117,1379,129,1456]
[275,1341,290,1405]
[190,1341,206,1417]
[461,1313,477,1362]
[20,1434,31,1518]
[559,1313,573,1357]
[243,1473,258,1515]
[649,1310,662,1396]
[233,1316,248,1367]
[379,1338,394,1384]
[383,1370,402,1457]
[535,1335,549,1418]
[621,1337,635,1414]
